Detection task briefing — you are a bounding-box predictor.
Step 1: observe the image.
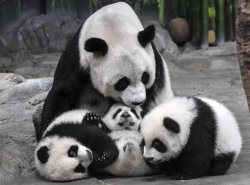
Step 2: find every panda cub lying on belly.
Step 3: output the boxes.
[35,110,119,181]
[140,96,242,180]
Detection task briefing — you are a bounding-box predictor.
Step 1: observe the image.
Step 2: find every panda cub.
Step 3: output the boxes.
[35,110,118,181]
[100,104,156,176]
[102,103,143,131]
[140,96,242,180]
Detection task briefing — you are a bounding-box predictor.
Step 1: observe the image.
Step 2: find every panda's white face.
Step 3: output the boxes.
[102,103,142,131]
[89,44,155,108]
[103,131,155,176]
[140,98,197,165]
[35,136,93,181]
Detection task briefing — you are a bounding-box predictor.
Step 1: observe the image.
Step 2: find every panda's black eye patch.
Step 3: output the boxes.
[152,139,167,153]
[113,108,122,119]
[141,72,150,85]
[68,145,78,157]
[114,77,130,91]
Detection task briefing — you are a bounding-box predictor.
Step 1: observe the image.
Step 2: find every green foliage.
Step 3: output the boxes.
[208,7,216,17]
[90,0,103,9]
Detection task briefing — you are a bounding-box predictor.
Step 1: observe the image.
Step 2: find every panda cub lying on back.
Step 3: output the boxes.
[141,96,242,180]
[35,110,118,181]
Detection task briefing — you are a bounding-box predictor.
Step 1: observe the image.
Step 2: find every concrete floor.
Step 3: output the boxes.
[3,43,250,185]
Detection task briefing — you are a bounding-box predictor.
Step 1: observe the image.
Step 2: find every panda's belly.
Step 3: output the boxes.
[76,81,111,116]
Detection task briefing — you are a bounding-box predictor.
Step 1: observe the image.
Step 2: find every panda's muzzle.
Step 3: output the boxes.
[132,100,144,106]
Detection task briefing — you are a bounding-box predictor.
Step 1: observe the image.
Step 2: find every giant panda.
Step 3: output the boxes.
[38,2,174,141]
[140,96,242,180]
[35,110,118,181]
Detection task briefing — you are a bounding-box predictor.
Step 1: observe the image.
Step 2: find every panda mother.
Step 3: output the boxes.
[38,2,174,141]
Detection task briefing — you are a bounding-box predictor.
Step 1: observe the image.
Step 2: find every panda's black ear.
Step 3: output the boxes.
[84,38,108,56]
[37,146,49,164]
[138,25,155,47]
[163,117,180,133]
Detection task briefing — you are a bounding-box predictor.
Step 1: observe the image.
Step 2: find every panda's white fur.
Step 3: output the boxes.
[102,131,156,176]
[141,96,242,179]
[78,2,173,107]
[102,103,142,131]
[35,136,92,181]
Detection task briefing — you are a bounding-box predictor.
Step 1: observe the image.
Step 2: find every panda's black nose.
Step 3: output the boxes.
[132,101,144,106]
[121,112,130,118]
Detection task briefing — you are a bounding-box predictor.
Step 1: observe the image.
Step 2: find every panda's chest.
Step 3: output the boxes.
[75,81,110,116]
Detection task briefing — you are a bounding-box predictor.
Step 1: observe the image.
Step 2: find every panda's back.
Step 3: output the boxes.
[43,109,90,138]
[198,97,242,158]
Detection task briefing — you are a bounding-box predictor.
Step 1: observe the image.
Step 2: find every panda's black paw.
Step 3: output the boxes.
[171,173,194,180]
[82,112,111,133]
[82,112,102,127]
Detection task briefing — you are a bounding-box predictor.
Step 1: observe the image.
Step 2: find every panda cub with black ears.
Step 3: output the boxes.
[140,96,242,180]
[100,103,157,176]
[35,110,119,181]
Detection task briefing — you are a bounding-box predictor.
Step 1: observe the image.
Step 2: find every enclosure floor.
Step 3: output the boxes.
[4,43,250,185]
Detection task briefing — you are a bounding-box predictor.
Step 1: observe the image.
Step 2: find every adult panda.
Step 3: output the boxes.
[140,96,242,180]
[38,2,174,141]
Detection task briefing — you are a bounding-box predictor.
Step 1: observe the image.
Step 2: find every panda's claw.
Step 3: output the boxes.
[82,112,102,126]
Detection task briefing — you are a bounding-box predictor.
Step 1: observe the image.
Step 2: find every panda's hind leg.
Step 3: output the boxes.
[209,152,235,176]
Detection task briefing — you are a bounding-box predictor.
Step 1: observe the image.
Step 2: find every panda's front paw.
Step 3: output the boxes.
[171,173,194,180]
[82,112,111,133]
[82,112,102,127]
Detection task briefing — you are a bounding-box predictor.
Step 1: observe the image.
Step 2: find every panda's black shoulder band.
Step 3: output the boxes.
[84,37,108,56]
[138,25,155,47]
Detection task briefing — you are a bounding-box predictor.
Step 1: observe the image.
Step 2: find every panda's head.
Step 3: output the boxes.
[103,131,154,176]
[102,103,142,131]
[35,136,93,181]
[140,98,197,165]
[82,25,156,107]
